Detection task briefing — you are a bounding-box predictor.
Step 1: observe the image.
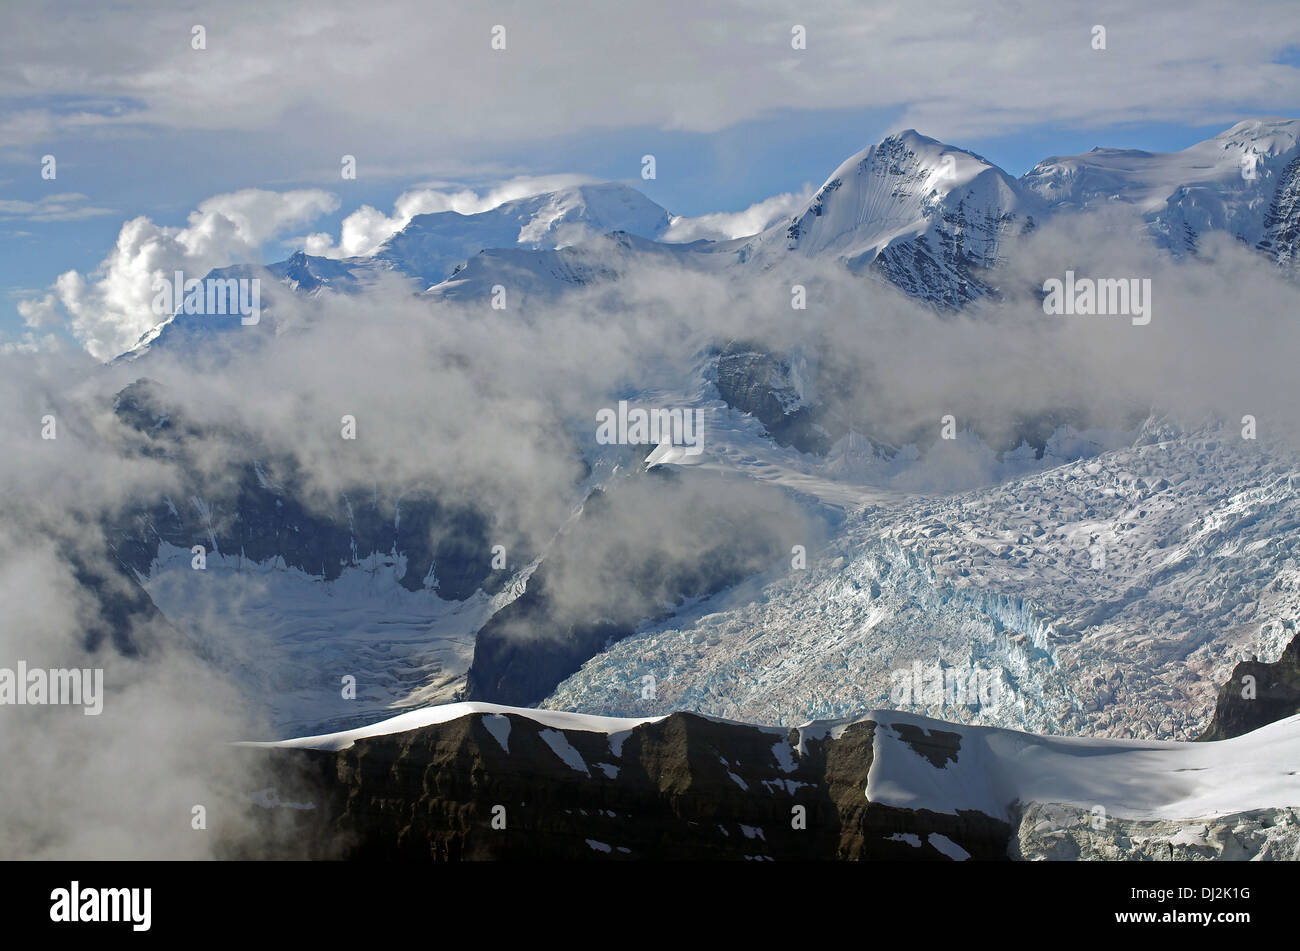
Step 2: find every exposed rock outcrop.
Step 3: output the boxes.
[1198,629,1300,740]
[236,710,1011,860]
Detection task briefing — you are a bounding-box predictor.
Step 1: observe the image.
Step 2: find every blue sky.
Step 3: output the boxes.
[3,0,1299,356]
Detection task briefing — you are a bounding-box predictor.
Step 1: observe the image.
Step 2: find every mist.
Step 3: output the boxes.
[2,204,1299,856]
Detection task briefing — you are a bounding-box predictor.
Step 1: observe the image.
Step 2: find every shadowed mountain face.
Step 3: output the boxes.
[465,470,810,707]
[106,378,501,601]
[230,711,1011,861]
[712,341,840,455]
[1199,630,1300,740]
[1257,154,1300,267]
[711,338,1102,464]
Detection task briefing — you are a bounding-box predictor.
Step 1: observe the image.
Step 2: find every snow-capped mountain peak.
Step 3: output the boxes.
[371,182,672,286]
[740,129,1038,306]
[787,129,1030,254]
[1021,117,1300,253]
[1214,116,1300,162]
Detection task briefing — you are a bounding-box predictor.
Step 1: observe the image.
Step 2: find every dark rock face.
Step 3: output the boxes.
[236,711,1011,861]
[463,568,627,708]
[69,546,176,655]
[466,472,795,706]
[1198,631,1300,740]
[714,337,1103,465]
[106,378,499,601]
[873,230,997,309]
[1257,154,1300,268]
[712,342,840,455]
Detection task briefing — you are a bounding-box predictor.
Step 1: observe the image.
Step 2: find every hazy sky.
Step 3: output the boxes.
[3,0,1299,350]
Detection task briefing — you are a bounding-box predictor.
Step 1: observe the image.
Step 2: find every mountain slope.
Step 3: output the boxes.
[372,183,673,287]
[734,130,1042,306]
[424,131,1045,308]
[118,120,1300,364]
[238,702,1300,860]
[1022,117,1300,254]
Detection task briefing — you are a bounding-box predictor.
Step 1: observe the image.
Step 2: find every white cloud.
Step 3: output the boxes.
[16,292,60,328]
[302,174,591,258]
[0,193,114,222]
[0,329,62,354]
[662,187,814,242]
[24,188,338,360]
[4,1,1297,156]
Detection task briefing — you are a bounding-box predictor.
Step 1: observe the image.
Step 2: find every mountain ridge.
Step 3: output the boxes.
[121,118,1300,361]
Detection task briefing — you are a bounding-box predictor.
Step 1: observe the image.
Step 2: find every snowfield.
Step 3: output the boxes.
[142,542,495,737]
[862,709,1300,824]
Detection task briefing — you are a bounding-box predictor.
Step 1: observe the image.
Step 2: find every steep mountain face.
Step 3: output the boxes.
[236,701,1300,861]
[1257,153,1300,267]
[272,249,364,291]
[711,341,839,455]
[742,130,1041,307]
[1199,629,1300,740]
[236,707,1012,860]
[1022,117,1300,254]
[108,379,498,600]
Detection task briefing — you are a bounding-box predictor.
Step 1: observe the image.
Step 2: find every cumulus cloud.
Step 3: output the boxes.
[16,291,60,328]
[24,188,337,360]
[661,187,814,242]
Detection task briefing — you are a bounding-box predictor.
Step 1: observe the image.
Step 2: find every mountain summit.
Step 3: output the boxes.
[1022,117,1300,253]
[737,129,1041,305]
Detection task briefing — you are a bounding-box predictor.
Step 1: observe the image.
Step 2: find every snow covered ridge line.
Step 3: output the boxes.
[239,701,668,751]
[237,703,1300,859]
[112,118,1300,360]
[251,703,1300,827]
[0,662,103,715]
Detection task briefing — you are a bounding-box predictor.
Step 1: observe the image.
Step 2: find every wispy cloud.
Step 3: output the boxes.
[0,192,114,221]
